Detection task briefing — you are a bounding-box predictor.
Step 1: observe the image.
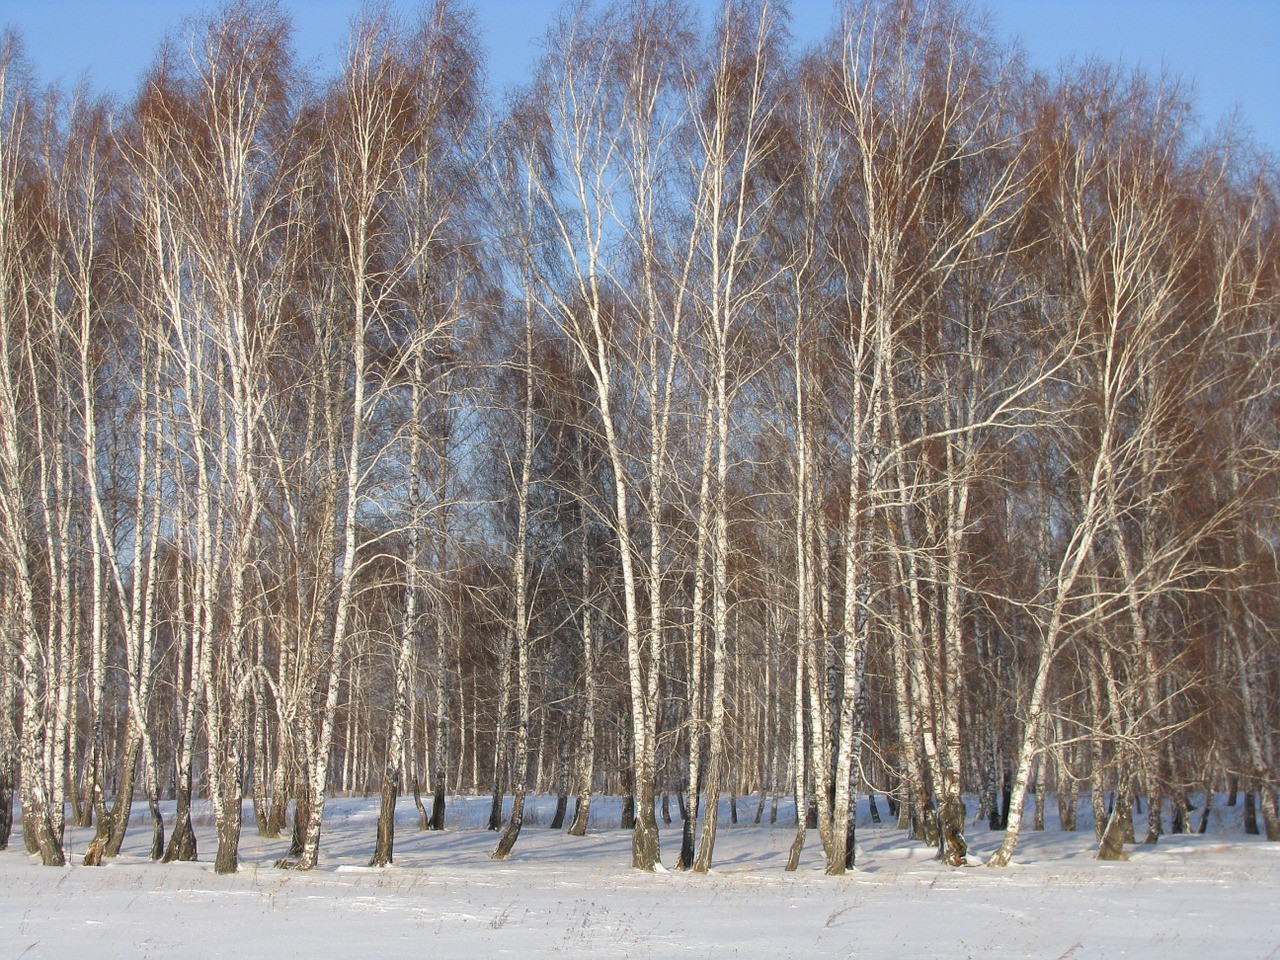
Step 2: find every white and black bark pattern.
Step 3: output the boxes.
[567,507,596,839]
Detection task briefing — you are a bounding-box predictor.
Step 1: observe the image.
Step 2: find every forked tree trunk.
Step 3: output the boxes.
[164,779,198,864]
[105,735,141,857]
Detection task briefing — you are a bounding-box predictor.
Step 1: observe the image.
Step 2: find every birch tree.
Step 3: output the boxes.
[0,34,66,866]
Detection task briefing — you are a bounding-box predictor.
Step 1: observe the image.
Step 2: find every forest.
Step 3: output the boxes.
[1,0,1278,880]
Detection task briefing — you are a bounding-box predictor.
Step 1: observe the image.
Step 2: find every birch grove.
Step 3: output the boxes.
[0,0,1278,874]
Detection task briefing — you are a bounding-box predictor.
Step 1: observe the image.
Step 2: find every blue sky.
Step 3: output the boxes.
[2,1,1277,150]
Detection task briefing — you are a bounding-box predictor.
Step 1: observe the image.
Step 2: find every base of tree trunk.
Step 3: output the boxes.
[370,773,398,866]
[0,775,13,849]
[1261,786,1280,842]
[83,835,107,866]
[264,789,287,838]
[487,787,503,831]
[785,819,805,872]
[631,779,660,871]
[632,815,660,871]
[24,803,66,866]
[938,793,967,866]
[163,787,198,863]
[567,794,589,836]
[1244,789,1260,835]
[678,815,695,870]
[492,790,525,860]
[148,797,165,860]
[1097,793,1132,861]
[1059,786,1078,832]
[22,805,40,855]
[412,776,428,830]
[430,784,446,832]
[214,815,241,874]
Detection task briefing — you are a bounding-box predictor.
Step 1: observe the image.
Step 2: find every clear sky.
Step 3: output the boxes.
[2,1,1277,151]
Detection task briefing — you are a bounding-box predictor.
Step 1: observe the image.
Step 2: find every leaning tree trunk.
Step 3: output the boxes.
[1097,769,1134,861]
[86,731,141,865]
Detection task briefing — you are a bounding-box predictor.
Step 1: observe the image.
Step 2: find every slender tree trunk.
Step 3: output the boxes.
[494,315,535,862]
[0,642,15,850]
[164,557,199,863]
[431,606,449,832]
[786,636,809,872]
[489,628,512,833]
[567,528,595,837]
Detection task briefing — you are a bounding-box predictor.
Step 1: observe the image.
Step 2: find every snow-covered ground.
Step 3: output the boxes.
[2,794,1276,959]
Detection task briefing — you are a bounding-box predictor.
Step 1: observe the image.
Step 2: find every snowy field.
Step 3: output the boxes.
[2,794,1277,959]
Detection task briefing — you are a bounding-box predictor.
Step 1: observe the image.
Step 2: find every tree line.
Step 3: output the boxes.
[1,0,1277,876]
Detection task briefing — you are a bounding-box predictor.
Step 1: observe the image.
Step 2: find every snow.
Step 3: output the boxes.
[2,795,1276,959]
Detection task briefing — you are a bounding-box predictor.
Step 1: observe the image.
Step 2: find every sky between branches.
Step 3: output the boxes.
[2,1,1277,152]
